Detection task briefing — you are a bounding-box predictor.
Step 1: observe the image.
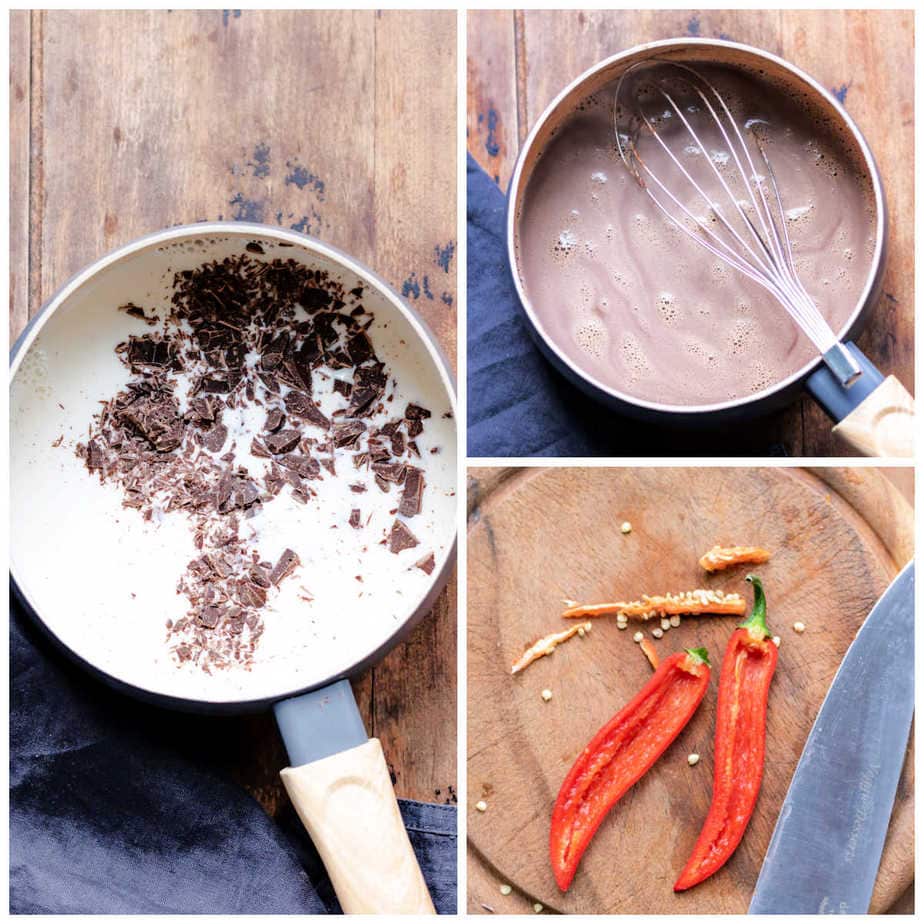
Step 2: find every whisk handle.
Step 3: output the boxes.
[806,342,914,458]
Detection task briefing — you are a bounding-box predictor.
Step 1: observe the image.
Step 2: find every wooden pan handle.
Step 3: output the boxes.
[280,738,436,914]
[832,375,915,458]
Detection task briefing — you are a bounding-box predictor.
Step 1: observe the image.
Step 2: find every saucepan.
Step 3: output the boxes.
[507,38,913,456]
[10,222,457,913]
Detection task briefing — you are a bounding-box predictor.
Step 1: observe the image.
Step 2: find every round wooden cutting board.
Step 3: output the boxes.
[467,467,913,915]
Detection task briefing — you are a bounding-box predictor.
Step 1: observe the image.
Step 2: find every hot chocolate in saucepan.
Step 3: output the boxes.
[516,63,877,407]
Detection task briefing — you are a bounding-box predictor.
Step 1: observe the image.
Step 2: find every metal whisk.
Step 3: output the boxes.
[614,60,861,387]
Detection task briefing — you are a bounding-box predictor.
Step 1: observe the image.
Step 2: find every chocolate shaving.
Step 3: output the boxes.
[119,303,157,326]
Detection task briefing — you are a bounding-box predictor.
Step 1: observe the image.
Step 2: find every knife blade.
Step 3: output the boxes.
[749,560,914,914]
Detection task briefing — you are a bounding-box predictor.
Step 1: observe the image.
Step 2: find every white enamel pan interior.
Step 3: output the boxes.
[10,223,458,711]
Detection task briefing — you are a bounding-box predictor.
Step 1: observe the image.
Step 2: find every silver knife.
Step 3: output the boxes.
[749,560,914,914]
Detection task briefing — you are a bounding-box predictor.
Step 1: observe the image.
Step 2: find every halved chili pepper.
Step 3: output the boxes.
[674,575,777,892]
[550,647,712,891]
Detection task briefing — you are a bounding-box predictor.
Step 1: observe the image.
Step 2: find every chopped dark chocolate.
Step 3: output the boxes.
[76,252,440,674]
[389,520,420,554]
[281,453,321,480]
[269,548,300,585]
[405,403,432,421]
[202,423,228,453]
[238,581,268,609]
[86,438,106,470]
[285,391,330,429]
[332,419,366,449]
[372,461,407,484]
[199,606,224,629]
[119,303,157,325]
[264,407,285,432]
[415,552,436,575]
[346,331,375,366]
[126,336,171,369]
[264,429,302,455]
[399,467,425,517]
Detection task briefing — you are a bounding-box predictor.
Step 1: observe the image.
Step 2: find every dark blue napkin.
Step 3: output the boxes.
[466,154,790,457]
[10,592,456,914]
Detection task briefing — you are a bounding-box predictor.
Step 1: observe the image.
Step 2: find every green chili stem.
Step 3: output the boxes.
[740,574,772,639]
[685,647,711,668]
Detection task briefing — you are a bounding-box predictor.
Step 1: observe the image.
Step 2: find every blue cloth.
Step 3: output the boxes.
[10,591,457,914]
[465,155,789,457]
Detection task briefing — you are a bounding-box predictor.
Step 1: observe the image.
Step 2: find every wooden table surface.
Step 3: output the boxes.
[11,9,457,814]
[467,9,914,458]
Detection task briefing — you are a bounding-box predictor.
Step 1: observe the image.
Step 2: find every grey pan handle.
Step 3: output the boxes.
[273,680,436,914]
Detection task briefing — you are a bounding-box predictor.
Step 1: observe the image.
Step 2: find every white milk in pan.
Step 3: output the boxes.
[11,234,456,703]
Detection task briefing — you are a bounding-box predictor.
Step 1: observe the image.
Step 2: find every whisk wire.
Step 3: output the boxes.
[614,61,861,384]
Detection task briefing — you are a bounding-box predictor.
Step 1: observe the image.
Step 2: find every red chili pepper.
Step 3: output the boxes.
[674,575,777,892]
[550,647,712,891]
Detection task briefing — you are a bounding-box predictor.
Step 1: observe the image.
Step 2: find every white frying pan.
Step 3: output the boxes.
[10,223,458,913]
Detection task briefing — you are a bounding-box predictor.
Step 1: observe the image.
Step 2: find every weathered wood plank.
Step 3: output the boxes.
[467,10,518,189]
[9,11,31,341]
[374,9,458,369]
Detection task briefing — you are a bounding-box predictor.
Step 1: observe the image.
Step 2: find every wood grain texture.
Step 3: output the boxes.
[467,466,913,914]
[466,10,914,458]
[11,9,456,810]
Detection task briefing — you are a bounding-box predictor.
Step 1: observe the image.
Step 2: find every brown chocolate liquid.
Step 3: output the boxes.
[516,64,876,406]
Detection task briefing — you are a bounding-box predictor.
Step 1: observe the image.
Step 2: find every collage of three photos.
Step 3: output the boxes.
[9,7,915,916]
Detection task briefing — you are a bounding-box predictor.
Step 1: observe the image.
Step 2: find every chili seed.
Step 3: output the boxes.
[633,631,644,643]
[620,521,632,534]
[661,617,671,631]
[584,622,592,632]
[534,903,544,913]
[541,689,553,702]
[793,621,806,633]
[669,615,681,628]
[688,753,700,766]
[500,884,512,896]
[475,800,487,812]
[652,628,663,639]
[617,621,628,631]
[577,627,585,638]
[772,635,781,647]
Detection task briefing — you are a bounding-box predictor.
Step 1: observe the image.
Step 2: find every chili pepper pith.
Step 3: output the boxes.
[674,575,778,892]
[550,647,712,891]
